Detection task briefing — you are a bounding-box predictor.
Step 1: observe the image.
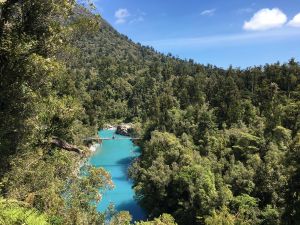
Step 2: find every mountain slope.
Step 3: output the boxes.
[68,8,300,225]
[1,2,300,225]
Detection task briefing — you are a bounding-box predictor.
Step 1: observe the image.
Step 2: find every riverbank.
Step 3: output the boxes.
[103,124,116,130]
[89,143,99,152]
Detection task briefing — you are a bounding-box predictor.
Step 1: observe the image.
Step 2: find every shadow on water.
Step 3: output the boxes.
[116,200,146,221]
[117,157,134,165]
[133,149,140,154]
[116,156,135,174]
[113,176,130,182]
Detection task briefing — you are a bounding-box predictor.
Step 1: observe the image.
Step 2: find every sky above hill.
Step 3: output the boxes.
[92,0,300,68]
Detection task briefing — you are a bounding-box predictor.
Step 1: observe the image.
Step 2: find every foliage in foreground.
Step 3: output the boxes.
[0,197,49,225]
[1,0,300,225]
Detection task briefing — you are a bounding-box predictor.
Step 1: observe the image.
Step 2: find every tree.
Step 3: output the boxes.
[135,214,177,225]
[283,133,300,224]
[0,197,50,225]
[205,207,235,225]
[109,211,132,225]
[0,0,76,174]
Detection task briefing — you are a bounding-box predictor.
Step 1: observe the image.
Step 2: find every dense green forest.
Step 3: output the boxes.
[1,0,300,224]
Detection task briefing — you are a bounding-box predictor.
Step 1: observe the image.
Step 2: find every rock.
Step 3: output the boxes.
[116,124,133,136]
[89,144,98,152]
[104,124,115,130]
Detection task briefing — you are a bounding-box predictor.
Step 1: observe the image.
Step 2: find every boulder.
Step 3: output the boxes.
[116,124,133,136]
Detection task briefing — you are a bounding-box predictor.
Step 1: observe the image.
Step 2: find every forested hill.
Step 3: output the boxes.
[71,8,300,225]
[68,7,226,127]
[1,1,300,225]
[71,6,201,69]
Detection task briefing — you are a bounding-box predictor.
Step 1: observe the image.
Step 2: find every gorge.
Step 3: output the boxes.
[89,129,146,221]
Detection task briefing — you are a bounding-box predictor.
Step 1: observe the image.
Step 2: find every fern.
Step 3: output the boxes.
[0,198,50,225]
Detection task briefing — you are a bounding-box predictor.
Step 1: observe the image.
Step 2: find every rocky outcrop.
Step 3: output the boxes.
[103,124,115,130]
[116,124,133,136]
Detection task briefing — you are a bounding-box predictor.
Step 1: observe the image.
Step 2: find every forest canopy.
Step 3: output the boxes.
[0,0,300,225]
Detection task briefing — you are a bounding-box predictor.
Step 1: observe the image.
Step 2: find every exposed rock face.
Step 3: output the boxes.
[116,124,133,136]
[104,124,115,130]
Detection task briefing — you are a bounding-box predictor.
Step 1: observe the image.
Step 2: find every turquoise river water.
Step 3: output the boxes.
[89,129,146,221]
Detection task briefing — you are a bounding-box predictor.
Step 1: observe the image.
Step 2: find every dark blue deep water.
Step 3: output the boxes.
[89,129,146,221]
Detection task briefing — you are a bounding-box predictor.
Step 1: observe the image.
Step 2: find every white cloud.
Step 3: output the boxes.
[200,9,216,16]
[243,8,287,31]
[115,8,130,24]
[129,10,146,24]
[129,16,144,24]
[288,13,300,27]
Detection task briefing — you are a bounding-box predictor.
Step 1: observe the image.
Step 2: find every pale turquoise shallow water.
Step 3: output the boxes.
[89,129,146,221]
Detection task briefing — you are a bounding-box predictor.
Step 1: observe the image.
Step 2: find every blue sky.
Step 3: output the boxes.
[92,0,300,68]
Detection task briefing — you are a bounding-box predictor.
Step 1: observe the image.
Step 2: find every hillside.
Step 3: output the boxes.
[67,8,225,126]
[1,2,300,225]
[67,9,300,224]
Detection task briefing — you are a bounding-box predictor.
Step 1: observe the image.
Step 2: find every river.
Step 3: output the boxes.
[89,129,146,221]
